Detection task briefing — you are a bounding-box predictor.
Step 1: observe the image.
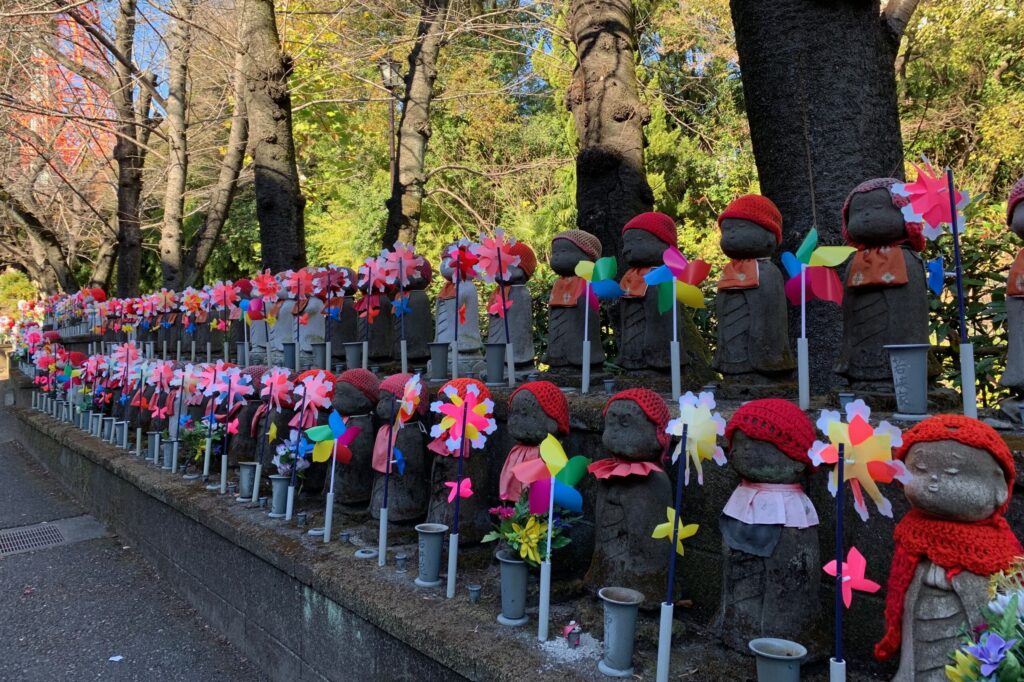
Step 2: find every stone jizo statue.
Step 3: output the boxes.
[545,230,604,368]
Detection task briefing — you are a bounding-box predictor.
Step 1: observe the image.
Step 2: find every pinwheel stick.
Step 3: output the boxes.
[670,277,681,401]
[834,442,845,667]
[946,168,977,418]
[286,389,311,521]
[798,265,810,410]
[251,406,274,503]
[656,424,689,682]
[399,257,408,374]
[538,466,557,642]
[452,266,461,380]
[581,281,592,394]
[447,399,470,599]
[494,249,515,387]
[379,394,397,567]
[202,388,219,484]
[170,369,190,474]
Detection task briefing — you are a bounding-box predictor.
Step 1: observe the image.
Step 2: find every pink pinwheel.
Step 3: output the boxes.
[487,296,512,318]
[312,266,350,296]
[227,418,239,435]
[83,354,107,382]
[210,281,239,311]
[892,162,970,240]
[196,360,231,399]
[474,230,519,283]
[172,364,200,405]
[283,268,315,299]
[147,360,176,394]
[252,269,281,302]
[381,243,423,288]
[809,399,909,521]
[222,367,255,409]
[396,374,423,425]
[445,240,480,281]
[260,367,294,412]
[289,370,334,428]
[823,546,880,608]
[357,257,388,293]
[150,402,172,421]
[430,382,497,453]
[111,342,139,367]
[445,478,474,503]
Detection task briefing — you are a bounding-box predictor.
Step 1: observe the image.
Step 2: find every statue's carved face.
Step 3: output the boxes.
[550,240,588,276]
[508,391,557,445]
[504,264,528,285]
[332,382,374,415]
[602,399,661,461]
[439,244,457,282]
[728,431,805,483]
[903,442,1007,522]
[846,188,907,246]
[719,218,777,260]
[622,230,671,267]
[1010,203,1024,239]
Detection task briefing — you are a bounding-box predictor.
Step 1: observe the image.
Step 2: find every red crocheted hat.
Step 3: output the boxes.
[1008,176,1024,225]
[841,178,926,252]
[419,259,433,284]
[895,414,1014,513]
[509,380,570,435]
[510,242,537,279]
[717,195,783,244]
[622,212,677,247]
[553,229,602,260]
[725,399,815,468]
[337,368,379,405]
[295,369,337,400]
[439,377,491,403]
[604,388,670,450]
[235,278,253,296]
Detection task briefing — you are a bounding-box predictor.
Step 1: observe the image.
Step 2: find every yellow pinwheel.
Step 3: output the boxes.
[651,508,699,557]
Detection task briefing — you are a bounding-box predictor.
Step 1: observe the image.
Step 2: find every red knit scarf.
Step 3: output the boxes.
[875,509,1022,661]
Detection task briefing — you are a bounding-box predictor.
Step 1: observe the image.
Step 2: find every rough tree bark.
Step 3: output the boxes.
[158,0,194,290]
[0,185,77,292]
[182,51,249,287]
[729,0,920,389]
[382,0,449,248]
[565,0,653,266]
[110,0,155,297]
[240,0,306,272]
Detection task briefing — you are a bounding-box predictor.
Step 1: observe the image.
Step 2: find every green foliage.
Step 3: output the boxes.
[0,269,36,316]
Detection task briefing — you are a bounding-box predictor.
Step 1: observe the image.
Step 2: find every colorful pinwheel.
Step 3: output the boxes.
[474,229,519,283]
[252,269,281,302]
[357,257,388,294]
[283,268,315,299]
[780,227,854,307]
[396,374,422,425]
[260,367,294,412]
[381,243,423,288]
[809,399,907,521]
[575,256,623,306]
[146,360,175,394]
[823,546,880,608]
[305,410,361,463]
[644,246,712,311]
[893,161,971,241]
[666,391,726,485]
[210,281,238,311]
[429,382,497,453]
[651,508,699,557]
[445,240,480,282]
[512,434,590,515]
[290,370,334,428]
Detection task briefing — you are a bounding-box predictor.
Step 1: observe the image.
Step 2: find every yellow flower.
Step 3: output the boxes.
[512,516,545,565]
[946,649,980,682]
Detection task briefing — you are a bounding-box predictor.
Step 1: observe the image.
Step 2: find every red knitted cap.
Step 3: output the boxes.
[439,377,491,403]
[553,229,602,260]
[419,259,434,284]
[603,388,670,450]
[510,242,537,279]
[509,380,570,435]
[1008,176,1024,226]
[622,212,677,248]
[896,414,1015,513]
[725,399,815,468]
[235,278,253,296]
[842,178,926,252]
[337,368,379,405]
[717,195,783,244]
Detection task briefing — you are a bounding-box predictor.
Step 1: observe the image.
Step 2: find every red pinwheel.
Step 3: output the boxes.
[474,230,519,283]
[357,257,388,294]
[260,367,294,411]
[823,546,880,608]
[210,281,238,311]
[445,240,480,281]
[892,162,970,240]
[252,269,281,302]
[147,360,175,394]
[283,268,315,299]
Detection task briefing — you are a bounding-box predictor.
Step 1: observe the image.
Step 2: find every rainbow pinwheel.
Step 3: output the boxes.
[381,243,423,288]
[305,410,361,464]
[474,229,519,283]
[574,256,623,305]
[512,434,590,515]
[651,508,699,557]
[644,246,712,311]
[808,399,907,521]
[290,370,333,428]
[445,478,474,503]
[893,162,970,241]
[780,227,854,307]
[666,391,726,485]
[429,383,497,453]
[823,546,880,608]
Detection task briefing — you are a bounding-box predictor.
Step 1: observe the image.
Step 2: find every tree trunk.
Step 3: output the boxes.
[158,0,194,290]
[729,0,913,389]
[91,240,117,290]
[0,186,77,292]
[240,0,306,272]
[565,0,653,267]
[111,0,147,297]
[382,0,449,248]
[183,51,249,287]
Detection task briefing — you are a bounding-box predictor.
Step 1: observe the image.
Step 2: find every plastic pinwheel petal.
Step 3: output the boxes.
[392,296,411,318]
[675,282,706,308]
[822,546,880,608]
[679,259,712,287]
[445,478,473,503]
[574,261,595,280]
[227,419,239,435]
[784,267,844,306]
[487,297,511,317]
[458,304,466,325]
[667,391,726,485]
[539,433,568,474]
[556,456,591,488]
[268,422,278,443]
[781,251,803,279]
[927,257,945,296]
[305,424,334,441]
[808,246,856,268]
[591,279,624,300]
[662,246,689,277]
[528,477,583,515]
[512,457,551,485]
[392,448,405,475]
[651,508,699,556]
[644,265,674,286]
[795,228,818,264]
[311,440,334,463]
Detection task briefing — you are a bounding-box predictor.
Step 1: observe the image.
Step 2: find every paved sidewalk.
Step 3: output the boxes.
[0,411,264,682]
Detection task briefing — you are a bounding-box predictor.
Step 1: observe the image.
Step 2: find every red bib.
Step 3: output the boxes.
[620,267,652,298]
[549,276,585,307]
[717,259,759,290]
[847,247,908,288]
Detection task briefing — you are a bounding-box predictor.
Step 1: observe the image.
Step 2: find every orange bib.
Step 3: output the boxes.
[717,259,759,291]
[549,276,585,307]
[1008,250,1024,297]
[847,247,908,288]
[438,282,457,301]
[620,267,652,298]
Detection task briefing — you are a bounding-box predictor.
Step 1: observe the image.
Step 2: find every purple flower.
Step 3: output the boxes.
[967,632,1017,676]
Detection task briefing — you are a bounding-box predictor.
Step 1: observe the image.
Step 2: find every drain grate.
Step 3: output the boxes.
[0,523,66,557]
